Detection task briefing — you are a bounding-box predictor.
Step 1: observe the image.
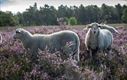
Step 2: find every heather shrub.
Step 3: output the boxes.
[0,26,127,80]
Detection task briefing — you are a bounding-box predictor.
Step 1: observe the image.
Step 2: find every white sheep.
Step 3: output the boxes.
[85,22,114,57]
[13,28,80,61]
[99,24,119,34]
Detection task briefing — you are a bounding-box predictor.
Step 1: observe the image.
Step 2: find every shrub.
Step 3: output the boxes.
[0,11,18,26]
[0,26,127,80]
[68,17,77,26]
[122,8,127,23]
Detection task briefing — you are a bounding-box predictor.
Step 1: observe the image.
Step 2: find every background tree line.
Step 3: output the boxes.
[0,3,127,26]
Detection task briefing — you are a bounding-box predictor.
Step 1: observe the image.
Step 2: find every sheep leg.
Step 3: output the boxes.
[90,50,97,60]
[29,48,38,63]
[73,51,80,62]
[104,47,112,58]
[59,49,69,60]
[61,46,74,60]
[76,53,80,62]
[69,46,79,62]
[91,51,96,61]
[89,50,92,59]
[106,46,111,53]
[91,50,101,65]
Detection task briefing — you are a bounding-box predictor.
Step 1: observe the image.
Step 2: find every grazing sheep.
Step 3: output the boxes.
[13,28,80,61]
[99,24,119,33]
[85,22,114,57]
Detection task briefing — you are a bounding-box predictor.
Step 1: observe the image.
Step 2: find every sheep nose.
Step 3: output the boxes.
[13,35,18,39]
[13,36,17,41]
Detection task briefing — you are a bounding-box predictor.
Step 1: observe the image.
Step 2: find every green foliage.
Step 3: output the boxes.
[101,4,119,23]
[0,11,18,26]
[68,17,77,25]
[115,4,123,23]
[0,3,127,26]
[122,8,127,23]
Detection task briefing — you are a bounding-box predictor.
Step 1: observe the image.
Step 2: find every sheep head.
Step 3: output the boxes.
[13,28,32,40]
[86,22,101,36]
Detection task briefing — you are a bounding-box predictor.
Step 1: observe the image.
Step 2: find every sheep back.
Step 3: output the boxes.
[46,30,80,61]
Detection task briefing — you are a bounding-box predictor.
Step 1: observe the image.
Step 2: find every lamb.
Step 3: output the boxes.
[13,28,80,61]
[84,22,116,58]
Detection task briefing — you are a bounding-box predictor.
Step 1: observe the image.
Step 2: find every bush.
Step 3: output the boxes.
[0,11,18,26]
[122,8,127,23]
[68,17,77,26]
[0,27,127,80]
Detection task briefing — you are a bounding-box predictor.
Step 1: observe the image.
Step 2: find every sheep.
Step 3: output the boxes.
[84,22,115,59]
[99,24,119,34]
[13,28,80,61]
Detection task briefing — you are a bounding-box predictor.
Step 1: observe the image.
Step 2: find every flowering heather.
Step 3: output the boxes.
[0,25,127,80]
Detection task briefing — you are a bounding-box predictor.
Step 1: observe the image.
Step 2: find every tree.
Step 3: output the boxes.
[39,5,57,25]
[68,17,77,26]
[101,4,119,23]
[1,3,127,26]
[85,5,101,23]
[115,4,122,23]
[57,5,72,18]
[78,4,86,24]
[0,11,18,26]
[122,8,127,23]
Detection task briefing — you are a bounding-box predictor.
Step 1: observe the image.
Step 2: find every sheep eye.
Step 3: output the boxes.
[16,31,21,33]
[98,26,101,28]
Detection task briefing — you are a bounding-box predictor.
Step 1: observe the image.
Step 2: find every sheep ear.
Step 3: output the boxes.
[87,26,92,28]
[98,24,103,28]
[86,24,92,28]
[83,25,91,30]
